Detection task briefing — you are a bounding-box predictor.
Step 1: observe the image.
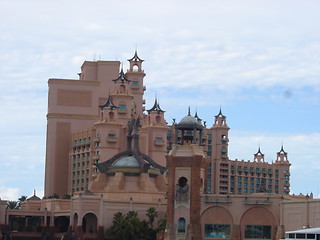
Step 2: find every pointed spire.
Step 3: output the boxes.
[112,64,131,83]
[128,50,144,62]
[147,97,165,114]
[215,106,226,118]
[188,106,191,116]
[278,143,287,154]
[194,109,202,121]
[255,146,264,156]
[99,95,118,110]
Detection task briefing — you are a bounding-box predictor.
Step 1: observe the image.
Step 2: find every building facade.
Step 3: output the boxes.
[1,51,311,240]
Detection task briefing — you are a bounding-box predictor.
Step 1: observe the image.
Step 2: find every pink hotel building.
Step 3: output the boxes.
[45,51,290,198]
[2,51,318,240]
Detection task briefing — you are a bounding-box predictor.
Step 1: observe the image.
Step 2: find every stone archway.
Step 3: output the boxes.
[201,206,234,239]
[240,206,277,240]
[82,213,98,234]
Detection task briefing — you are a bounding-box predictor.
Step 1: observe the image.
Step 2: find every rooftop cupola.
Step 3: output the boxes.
[254,147,265,163]
[175,107,203,145]
[276,144,289,163]
[112,65,131,84]
[213,107,228,127]
[127,50,144,72]
[99,95,118,110]
[147,98,165,114]
[98,95,118,122]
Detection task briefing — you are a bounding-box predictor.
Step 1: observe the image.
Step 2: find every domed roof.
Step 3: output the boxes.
[27,191,41,201]
[113,156,140,167]
[176,107,203,130]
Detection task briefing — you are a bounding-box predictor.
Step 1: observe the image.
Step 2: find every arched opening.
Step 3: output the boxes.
[156,115,161,124]
[201,206,233,239]
[240,207,277,240]
[73,213,78,230]
[109,111,114,120]
[82,213,98,233]
[176,177,189,201]
[133,64,139,71]
[178,177,188,188]
[178,217,186,234]
[120,84,126,93]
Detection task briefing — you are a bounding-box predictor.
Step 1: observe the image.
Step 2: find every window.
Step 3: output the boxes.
[205,224,230,238]
[178,218,186,233]
[132,81,139,86]
[245,225,271,239]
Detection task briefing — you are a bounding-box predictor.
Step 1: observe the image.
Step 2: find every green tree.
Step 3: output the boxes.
[146,207,158,229]
[18,195,28,209]
[157,218,166,231]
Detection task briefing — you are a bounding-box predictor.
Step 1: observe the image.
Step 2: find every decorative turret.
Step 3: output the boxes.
[211,107,230,161]
[126,50,146,116]
[254,147,265,163]
[112,66,131,84]
[127,50,144,72]
[110,66,134,121]
[146,98,166,126]
[98,95,118,122]
[213,107,228,127]
[276,144,289,163]
[147,98,165,114]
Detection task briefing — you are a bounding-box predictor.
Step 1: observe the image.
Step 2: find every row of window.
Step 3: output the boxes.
[204,224,271,239]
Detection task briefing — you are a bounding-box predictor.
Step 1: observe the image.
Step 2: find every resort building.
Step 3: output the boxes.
[0,51,316,240]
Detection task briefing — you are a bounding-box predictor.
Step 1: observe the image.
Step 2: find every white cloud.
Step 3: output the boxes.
[0,186,20,201]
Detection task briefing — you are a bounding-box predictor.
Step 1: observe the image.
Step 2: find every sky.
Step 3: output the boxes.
[0,0,319,200]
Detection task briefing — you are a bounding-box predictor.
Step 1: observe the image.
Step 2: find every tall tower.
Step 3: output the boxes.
[165,112,209,240]
[125,51,146,117]
[210,108,230,194]
[143,98,168,166]
[275,145,291,195]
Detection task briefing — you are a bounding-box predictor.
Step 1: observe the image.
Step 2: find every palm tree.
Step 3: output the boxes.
[18,195,28,209]
[6,200,18,209]
[146,207,158,229]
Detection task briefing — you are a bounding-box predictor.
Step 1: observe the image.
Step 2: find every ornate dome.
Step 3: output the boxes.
[176,108,203,130]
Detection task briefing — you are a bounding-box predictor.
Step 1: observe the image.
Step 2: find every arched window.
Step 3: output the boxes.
[178,177,188,188]
[156,115,161,124]
[120,84,125,93]
[178,217,186,233]
[133,64,139,71]
[109,111,114,120]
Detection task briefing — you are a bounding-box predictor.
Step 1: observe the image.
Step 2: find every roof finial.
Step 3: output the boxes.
[34,189,36,196]
[188,106,191,116]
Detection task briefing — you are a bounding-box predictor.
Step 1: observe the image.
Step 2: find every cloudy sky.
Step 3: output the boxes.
[0,0,319,200]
